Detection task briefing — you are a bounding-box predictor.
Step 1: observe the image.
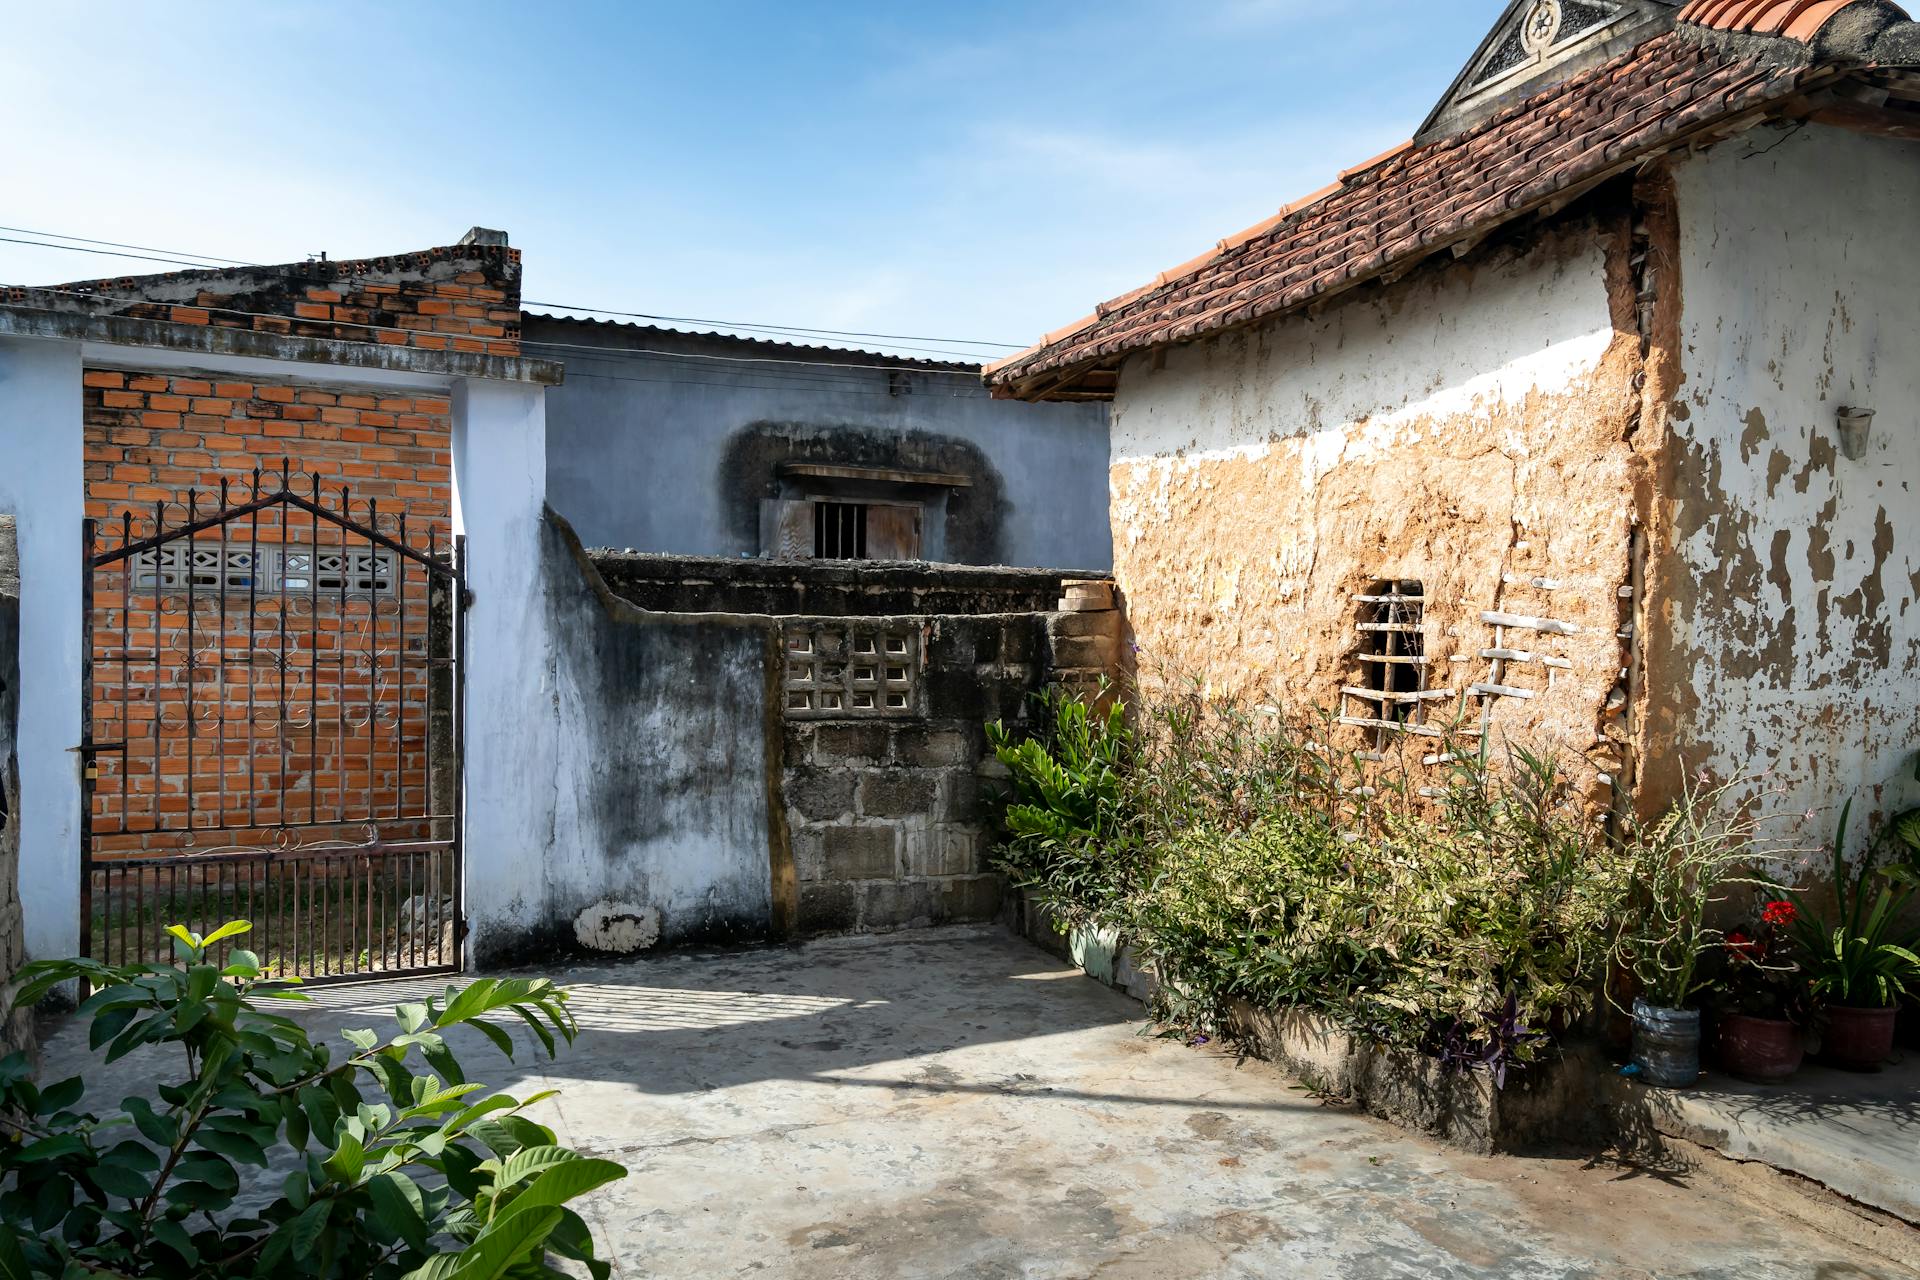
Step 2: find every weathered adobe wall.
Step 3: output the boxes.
[0,518,35,1058]
[480,519,1121,964]
[1643,126,1920,844]
[1107,202,1650,775]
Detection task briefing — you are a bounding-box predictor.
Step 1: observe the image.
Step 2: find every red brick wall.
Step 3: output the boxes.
[82,369,454,854]
[7,243,522,358]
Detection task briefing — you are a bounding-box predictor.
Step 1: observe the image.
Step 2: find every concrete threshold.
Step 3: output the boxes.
[1607,1056,1920,1227]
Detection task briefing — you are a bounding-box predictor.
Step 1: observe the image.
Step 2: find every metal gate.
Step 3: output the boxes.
[79,463,465,983]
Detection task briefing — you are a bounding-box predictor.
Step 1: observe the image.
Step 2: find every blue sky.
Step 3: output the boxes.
[1,1,1502,359]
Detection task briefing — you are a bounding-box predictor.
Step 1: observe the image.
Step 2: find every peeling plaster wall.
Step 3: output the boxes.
[545,529,776,958]
[1651,126,1920,841]
[1108,213,1643,759]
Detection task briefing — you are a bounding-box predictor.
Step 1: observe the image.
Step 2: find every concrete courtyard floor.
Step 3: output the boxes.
[42,926,1914,1278]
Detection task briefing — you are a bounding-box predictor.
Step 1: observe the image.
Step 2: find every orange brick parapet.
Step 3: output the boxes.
[5,242,522,359]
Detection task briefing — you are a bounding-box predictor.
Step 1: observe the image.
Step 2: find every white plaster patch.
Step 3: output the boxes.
[573,900,664,954]
[1110,236,1615,466]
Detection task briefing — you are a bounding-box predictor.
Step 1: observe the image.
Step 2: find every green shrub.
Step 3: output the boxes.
[987,686,1137,923]
[0,922,622,1279]
[1132,745,1626,1068]
[1609,772,1785,1011]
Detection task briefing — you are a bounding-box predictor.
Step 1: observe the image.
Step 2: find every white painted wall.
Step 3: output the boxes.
[1110,236,1616,469]
[1669,125,1920,846]
[0,337,84,962]
[451,379,561,960]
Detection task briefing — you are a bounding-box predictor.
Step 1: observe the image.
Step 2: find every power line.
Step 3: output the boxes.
[0,227,1028,352]
[0,225,252,267]
[524,302,1021,349]
[2,287,992,376]
[0,235,242,271]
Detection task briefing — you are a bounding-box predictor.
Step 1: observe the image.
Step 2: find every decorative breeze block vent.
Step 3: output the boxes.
[784,626,918,719]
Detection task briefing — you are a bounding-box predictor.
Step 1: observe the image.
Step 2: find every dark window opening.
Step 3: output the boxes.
[1355,580,1428,741]
[815,502,869,560]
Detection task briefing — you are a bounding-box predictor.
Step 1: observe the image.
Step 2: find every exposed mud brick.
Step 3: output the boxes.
[812,724,892,764]
[892,726,974,769]
[787,769,857,822]
[1047,609,1124,640]
[858,772,938,819]
[823,825,897,881]
[797,882,858,934]
[1047,634,1121,672]
[901,826,982,878]
[939,770,989,824]
[936,874,1004,923]
[789,826,828,883]
[857,879,934,930]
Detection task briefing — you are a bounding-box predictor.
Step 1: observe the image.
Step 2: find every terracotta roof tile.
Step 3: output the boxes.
[988,27,1847,396]
[1678,0,1867,37]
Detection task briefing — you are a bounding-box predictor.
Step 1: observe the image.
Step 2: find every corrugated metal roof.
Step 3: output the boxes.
[520,312,985,373]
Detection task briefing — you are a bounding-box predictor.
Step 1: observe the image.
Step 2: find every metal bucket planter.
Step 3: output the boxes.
[1632,999,1701,1088]
[1717,1013,1803,1084]
[1822,1005,1899,1071]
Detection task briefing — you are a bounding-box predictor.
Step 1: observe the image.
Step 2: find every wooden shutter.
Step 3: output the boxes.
[866,504,922,561]
[760,500,815,560]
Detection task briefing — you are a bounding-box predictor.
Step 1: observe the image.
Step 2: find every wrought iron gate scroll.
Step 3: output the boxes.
[79,463,465,982]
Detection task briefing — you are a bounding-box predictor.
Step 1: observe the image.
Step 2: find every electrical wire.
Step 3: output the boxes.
[1,286,991,378]
[0,227,1027,352]
[0,225,252,267]
[523,301,1021,349]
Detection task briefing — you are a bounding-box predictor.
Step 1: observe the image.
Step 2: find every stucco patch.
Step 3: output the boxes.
[574,900,664,954]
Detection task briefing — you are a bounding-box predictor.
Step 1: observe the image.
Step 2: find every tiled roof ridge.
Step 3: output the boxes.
[1678,0,1910,44]
[986,18,1890,391]
[53,242,521,296]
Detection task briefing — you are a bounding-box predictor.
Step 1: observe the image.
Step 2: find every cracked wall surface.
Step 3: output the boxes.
[1645,125,1920,848]
[0,517,33,1058]
[1107,208,1645,770]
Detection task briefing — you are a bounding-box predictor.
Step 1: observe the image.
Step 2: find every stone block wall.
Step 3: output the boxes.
[783,612,1046,935]
[0,516,35,1059]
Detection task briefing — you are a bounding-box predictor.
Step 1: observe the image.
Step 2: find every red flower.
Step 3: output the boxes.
[1761,901,1797,928]
[1725,930,1759,961]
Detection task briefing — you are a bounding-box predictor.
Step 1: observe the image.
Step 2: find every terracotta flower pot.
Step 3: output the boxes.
[1822,1004,1899,1071]
[1717,1013,1803,1083]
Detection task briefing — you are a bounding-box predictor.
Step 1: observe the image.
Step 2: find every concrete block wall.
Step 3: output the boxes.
[0,517,36,1058]
[784,613,1046,935]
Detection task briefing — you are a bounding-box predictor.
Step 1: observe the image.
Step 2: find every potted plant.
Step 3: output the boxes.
[1791,799,1920,1071]
[1706,896,1806,1083]
[1612,773,1773,1089]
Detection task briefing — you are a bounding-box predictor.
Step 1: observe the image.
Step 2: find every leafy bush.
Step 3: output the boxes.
[987,686,1138,922]
[1608,772,1780,1011]
[1130,744,1626,1075]
[0,922,623,1279]
[992,680,1635,1080]
[1791,799,1920,1010]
